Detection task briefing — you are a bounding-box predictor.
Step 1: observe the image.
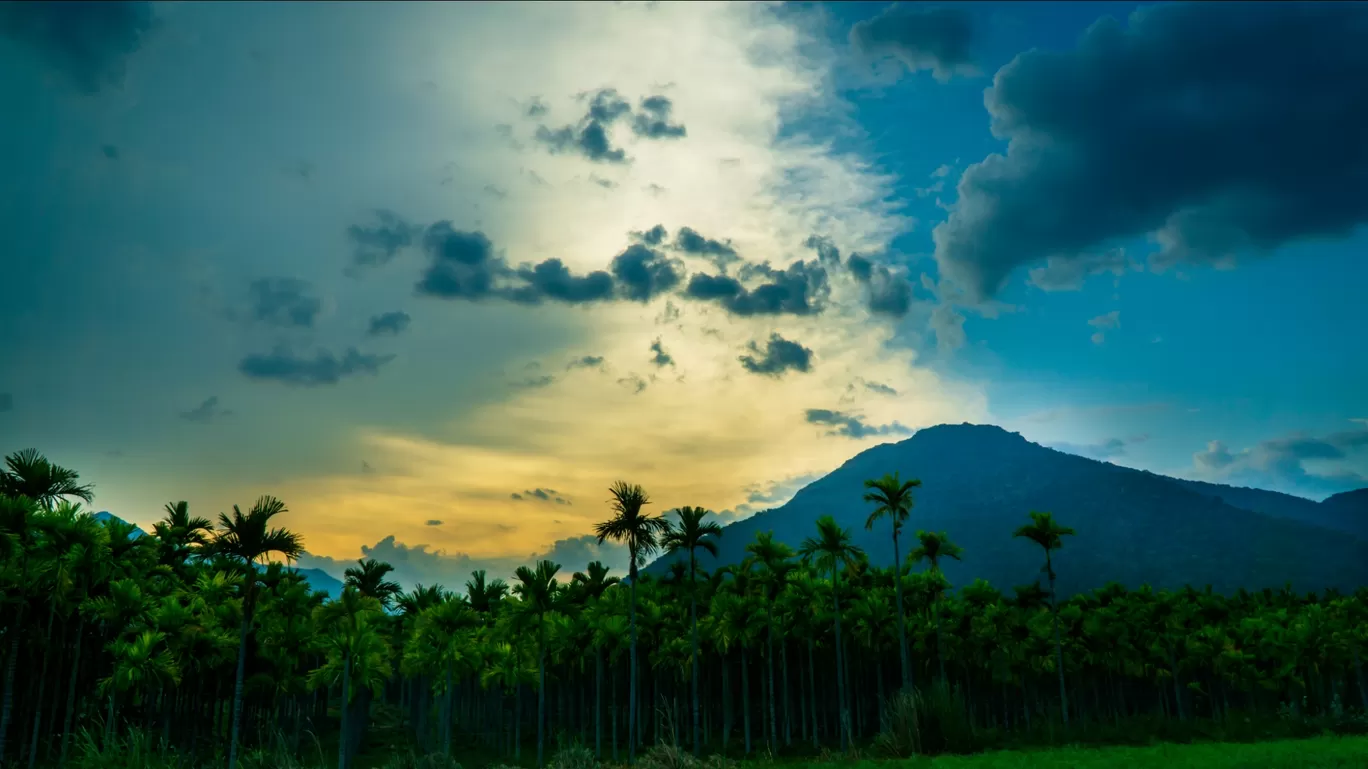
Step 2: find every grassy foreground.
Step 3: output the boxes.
[785,736,1368,769]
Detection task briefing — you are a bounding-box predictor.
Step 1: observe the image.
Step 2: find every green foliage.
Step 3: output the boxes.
[874,684,979,758]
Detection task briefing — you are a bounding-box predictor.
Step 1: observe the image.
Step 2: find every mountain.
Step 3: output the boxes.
[89,511,344,597]
[1171,478,1368,538]
[1318,488,1368,537]
[644,423,1368,597]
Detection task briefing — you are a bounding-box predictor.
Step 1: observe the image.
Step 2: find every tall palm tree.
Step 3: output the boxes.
[1013,510,1075,726]
[910,530,963,683]
[153,501,213,570]
[207,495,304,769]
[0,449,95,510]
[512,560,561,769]
[314,588,388,769]
[571,562,620,760]
[660,506,722,757]
[797,516,863,752]
[745,531,794,755]
[862,472,922,692]
[344,558,403,609]
[594,481,668,765]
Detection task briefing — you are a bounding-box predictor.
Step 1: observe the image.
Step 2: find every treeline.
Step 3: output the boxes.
[2,451,1367,769]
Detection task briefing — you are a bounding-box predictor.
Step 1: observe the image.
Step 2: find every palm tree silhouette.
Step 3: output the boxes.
[1014,510,1075,726]
[660,506,722,757]
[910,530,963,683]
[862,472,922,692]
[798,515,864,752]
[512,560,561,769]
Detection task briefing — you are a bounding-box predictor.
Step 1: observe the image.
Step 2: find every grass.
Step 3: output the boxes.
[781,736,1368,769]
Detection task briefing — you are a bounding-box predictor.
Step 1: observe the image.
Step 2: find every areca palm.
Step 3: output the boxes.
[314,587,389,769]
[0,492,41,765]
[910,530,963,683]
[661,506,722,757]
[863,472,922,692]
[152,501,213,570]
[512,560,562,769]
[745,531,794,754]
[798,516,863,752]
[594,481,669,765]
[206,495,304,769]
[1013,510,1075,726]
[1,449,95,510]
[344,558,403,609]
[571,562,620,759]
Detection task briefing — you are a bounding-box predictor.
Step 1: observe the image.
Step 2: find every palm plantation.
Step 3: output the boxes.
[4,448,1368,769]
[862,473,922,693]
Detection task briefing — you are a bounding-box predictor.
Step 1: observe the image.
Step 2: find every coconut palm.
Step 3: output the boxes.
[1014,510,1075,725]
[594,481,669,765]
[660,506,722,756]
[910,530,963,683]
[206,495,304,769]
[344,558,403,609]
[863,472,922,692]
[512,560,562,769]
[797,515,863,752]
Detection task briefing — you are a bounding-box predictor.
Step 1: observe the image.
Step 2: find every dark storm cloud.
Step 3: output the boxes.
[805,409,912,439]
[933,2,1368,301]
[738,334,813,377]
[674,227,740,268]
[0,0,155,94]
[347,210,419,268]
[631,95,687,139]
[238,347,395,387]
[850,4,976,82]
[649,338,674,368]
[683,260,829,317]
[367,311,412,336]
[609,244,683,302]
[246,278,322,329]
[179,396,231,424]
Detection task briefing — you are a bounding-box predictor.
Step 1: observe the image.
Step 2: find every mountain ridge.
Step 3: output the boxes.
[643,423,1368,596]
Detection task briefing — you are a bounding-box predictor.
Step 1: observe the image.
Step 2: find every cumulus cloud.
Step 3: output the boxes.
[347,210,420,269]
[738,333,813,377]
[933,2,1368,301]
[238,347,395,387]
[245,278,323,329]
[1088,310,1120,345]
[673,226,740,269]
[367,310,412,336]
[1053,434,1148,461]
[179,395,231,424]
[1191,424,1368,497]
[565,355,606,371]
[683,259,829,317]
[649,338,674,368]
[850,4,977,83]
[805,408,912,439]
[1028,250,1135,292]
[0,0,156,94]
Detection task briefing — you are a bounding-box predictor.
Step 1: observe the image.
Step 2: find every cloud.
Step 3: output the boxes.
[245,278,323,329]
[238,347,395,387]
[179,395,231,424]
[347,210,420,268]
[738,333,813,377]
[609,244,683,302]
[673,226,741,268]
[933,2,1368,301]
[649,338,674,368]
[846,253,913,317]
[683,259,828,317]
[1028,250,1134,292]
[862,380,897,396]
[565,355,605,371]
[632,95,687,139]
[510,487,571,505]
[632,225,669,246]
[1053,434,1147,460]
[1088,310,1120,345]
[367,311,412,336]
[930,304,966,351]
[850,4,977,83]
[425,519,443,526]
[1191,423,1368,497]
[804,408,912,439]
[533,88,634,164]
[0,0,156,94]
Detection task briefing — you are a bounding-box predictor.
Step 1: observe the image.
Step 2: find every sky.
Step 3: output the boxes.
[2,1,1366,589]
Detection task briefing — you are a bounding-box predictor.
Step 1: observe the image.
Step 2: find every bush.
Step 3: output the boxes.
[872,682,979,758]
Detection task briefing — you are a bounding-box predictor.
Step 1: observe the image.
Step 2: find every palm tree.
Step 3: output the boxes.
[571,562,620,760]
[206,495,304,769]
[0,492,41,765]
[910,530,963,683]
[512,560,561,769]
[0,449,95,510]
[594,482,668,765]
[745,531,794,755]
[314,587,388,769]
[152,501,213,570]
[344,559,403,609]
[660,506,722,757]
[797,516,863,752]
[862,472,922,692]
[1013,510,1075,726]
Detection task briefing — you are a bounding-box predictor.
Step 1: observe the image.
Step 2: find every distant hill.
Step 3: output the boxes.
[1170,478,1368,537]
[90,511,343,597]
[644,423,1368,596]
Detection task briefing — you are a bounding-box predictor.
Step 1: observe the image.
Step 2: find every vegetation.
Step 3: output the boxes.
[3,448,1368,769]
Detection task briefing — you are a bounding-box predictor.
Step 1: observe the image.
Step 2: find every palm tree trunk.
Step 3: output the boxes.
[765,612,777,755]
[595,647,604,760]
[444,662,454,756]
[628,561,639,766]
[339,654,351,769]
[892,529,912,692]
[806,641,818,748]
[832,571,851,752]
[1353,646,1368,712]
[721,651,732,753]
[58,616,85,768]
[741,646,752,755]
[228,608,252,769]
[689,560,701,757]
[0,608,25,765]
[934,595,947,684]
[537,644,547,769]
[26,604,58,769]
[781,641,792,747]
[1046,559,1068,727]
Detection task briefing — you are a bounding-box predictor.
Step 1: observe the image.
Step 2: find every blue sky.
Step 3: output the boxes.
[1,1,1364,587]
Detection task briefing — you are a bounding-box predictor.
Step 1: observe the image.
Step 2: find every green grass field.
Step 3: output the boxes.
[779,736,1368,769]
